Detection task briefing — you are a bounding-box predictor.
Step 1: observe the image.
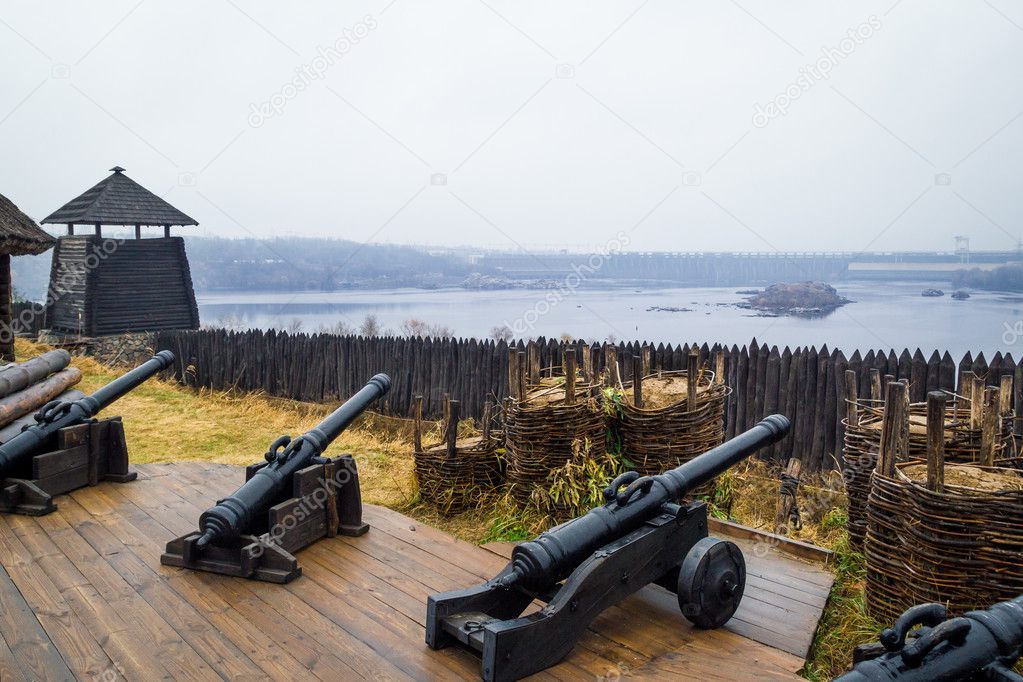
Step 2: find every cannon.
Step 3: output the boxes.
[162,373,390,583]
[0,351,174,515]
[426,414,791,682]
[837,597,1023,681]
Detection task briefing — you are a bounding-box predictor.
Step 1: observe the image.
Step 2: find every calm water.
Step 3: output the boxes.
[196,281,1023,358]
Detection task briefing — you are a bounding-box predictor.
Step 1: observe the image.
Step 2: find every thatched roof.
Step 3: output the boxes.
[0,193,56,256]
[42,166,198,227]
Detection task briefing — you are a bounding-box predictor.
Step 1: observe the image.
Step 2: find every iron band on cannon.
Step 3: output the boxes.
[162,373,391,583]
[426,414,791,682]
[0,351,174,515]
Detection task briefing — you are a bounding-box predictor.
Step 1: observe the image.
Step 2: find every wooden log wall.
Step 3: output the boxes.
[153,329,1020,473]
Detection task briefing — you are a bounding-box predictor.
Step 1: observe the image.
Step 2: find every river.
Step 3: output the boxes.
[196,281,1023,358]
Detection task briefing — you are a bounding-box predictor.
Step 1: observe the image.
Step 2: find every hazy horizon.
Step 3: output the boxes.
[2,2,1022,254]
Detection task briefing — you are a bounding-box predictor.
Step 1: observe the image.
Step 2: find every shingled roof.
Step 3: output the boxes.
[0,193,56,256]
[42,166,198,227]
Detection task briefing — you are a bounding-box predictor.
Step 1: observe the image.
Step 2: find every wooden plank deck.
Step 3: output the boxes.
[0,462,830,681]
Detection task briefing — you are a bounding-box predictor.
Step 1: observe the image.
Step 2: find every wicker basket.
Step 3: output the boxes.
[865,461,1023,622]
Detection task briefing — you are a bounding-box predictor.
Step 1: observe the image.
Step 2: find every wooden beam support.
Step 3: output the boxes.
[925,391,946,493]
[971,375,985,429]
[632,355,643,408]
[1000,374,1014,416]
[980,386,999,467]
[564,351,576,405]
[687,349,699,408]
[412,395,423,453]
[481,400,492,442]
[445,400,459,460]
[508,349,519,401]
[877,380,908,477]
[844,370,859,427]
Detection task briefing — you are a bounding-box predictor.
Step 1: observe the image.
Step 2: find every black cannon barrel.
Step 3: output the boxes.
[195,373,391,549]
[503,415,791,590]
[0,351,175,475]
[836,596,1023,681]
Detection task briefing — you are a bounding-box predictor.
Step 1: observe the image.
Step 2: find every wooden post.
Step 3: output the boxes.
[605,345,620,389]
[0,254,12,363]
[517,351,527,401]
[1000,375,1014,416]
[135,224,142,239]
[869,368,881,401]
[527,342,539,384]
[508,349,519,401]
[926,391,946,493]
[94,222,102,237]
[715,350,726,385]
[877,381,908,477]
[412,395,423,453]
[980,386,999,467]
[163,225,171,238]
[67,223,74,235]
[687,349,698,408]
[581,343,591,381]
[632,355,643,408]
[565,351,576,405]
[641,346,651,377]
[442,393,450,428]
[970,375,984,429]
[844,370,859,427]
[445,400,459,459]
[774,458,801,535]
[481,400,493,441]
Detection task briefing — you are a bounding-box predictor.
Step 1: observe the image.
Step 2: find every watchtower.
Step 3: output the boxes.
[42,167,200,336]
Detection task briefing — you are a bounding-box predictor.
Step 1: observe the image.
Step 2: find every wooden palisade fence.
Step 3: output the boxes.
[153,329,1021,472]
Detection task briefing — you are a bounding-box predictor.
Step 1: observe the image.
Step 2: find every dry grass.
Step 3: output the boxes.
[13,337,878,679]
[15,338,425,509]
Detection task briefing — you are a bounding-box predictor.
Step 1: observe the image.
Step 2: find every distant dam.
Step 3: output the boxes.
[476,249,1022,285]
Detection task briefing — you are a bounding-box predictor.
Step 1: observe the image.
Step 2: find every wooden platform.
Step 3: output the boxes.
[0,462,832,681]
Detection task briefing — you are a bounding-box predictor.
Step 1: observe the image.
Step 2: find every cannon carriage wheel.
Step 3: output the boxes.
[677,537,746,629]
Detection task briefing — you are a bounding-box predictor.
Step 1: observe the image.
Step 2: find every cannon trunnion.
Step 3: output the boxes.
[161,373,390,583]
[426,415,791,682]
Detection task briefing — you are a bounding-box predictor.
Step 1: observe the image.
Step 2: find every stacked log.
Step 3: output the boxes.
[865,388,1023,621]
[844,371,1015,549]
[0,350,83,443]
[413,397,503,514]
[616,350,727,496]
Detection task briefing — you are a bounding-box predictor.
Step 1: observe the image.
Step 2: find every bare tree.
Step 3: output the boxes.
[360,314,381,337]
[401,318,454,339]
[286,318,304,334]
[490,324,514,342]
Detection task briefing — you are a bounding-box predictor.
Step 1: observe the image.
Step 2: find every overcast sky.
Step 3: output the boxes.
[1,1,1021,253]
